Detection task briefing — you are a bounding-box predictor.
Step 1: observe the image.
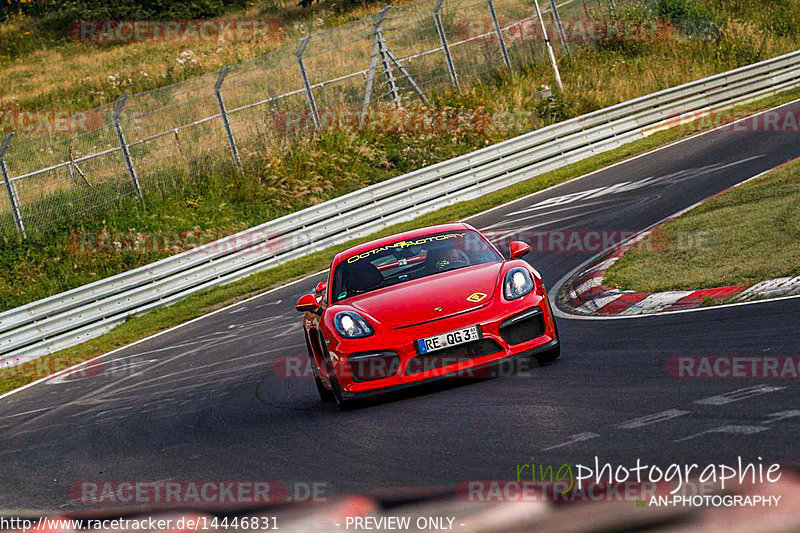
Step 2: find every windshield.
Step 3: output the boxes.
[332,230,501,302]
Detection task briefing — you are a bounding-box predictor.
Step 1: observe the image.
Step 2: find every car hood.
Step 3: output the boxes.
[348,262,502,329]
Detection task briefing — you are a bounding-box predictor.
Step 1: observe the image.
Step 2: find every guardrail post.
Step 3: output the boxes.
[113,96,144,200]
[297,35,322,131]
[487,0,511,70]
[433,0,459,89]
[534,0,564,93]
[214,67,243,169]
[0,133,25,238]
[549,0,571,58]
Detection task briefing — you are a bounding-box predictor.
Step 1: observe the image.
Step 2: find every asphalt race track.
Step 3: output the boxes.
[2,100,800,513]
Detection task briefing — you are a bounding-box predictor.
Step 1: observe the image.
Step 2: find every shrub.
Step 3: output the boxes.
[655,0,720,38]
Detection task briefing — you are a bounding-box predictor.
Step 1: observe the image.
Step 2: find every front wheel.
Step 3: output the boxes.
[329,374,352,410]
[536,301,561,364]
[305,334,333,402]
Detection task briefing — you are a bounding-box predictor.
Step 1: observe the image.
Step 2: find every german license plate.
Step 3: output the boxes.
[417,325,480,354]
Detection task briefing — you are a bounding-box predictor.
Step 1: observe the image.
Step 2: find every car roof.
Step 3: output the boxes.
[332,223,473,265]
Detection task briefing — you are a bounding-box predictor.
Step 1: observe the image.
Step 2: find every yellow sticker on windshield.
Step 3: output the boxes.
[346,233,466,264]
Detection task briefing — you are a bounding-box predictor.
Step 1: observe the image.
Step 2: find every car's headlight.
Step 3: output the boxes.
[503,267,535,300]
[334,311,374,338]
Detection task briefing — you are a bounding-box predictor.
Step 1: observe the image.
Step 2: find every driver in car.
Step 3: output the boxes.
[427,246,470,273]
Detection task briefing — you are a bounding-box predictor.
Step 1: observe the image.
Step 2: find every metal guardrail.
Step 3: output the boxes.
[2,50,799,367]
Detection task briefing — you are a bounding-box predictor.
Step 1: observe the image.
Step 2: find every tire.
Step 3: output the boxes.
[329,374,352,410]
[536,301,562,364]
[305,334,333,402]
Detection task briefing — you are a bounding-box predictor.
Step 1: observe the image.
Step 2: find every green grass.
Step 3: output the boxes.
[0,0,395,110]
[605,156,800,293]
[2,88,800,394]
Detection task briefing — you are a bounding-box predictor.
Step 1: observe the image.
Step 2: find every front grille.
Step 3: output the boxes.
[499,309,546,345]
[348,351,401,382]
[406,339,502,375]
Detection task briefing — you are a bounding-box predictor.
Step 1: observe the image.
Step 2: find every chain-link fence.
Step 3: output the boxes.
[0,0,623,238]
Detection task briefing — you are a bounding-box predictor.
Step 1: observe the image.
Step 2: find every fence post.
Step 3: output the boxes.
[0,133,25,238]
[113,96,144,200]
[433,0,459,89]
[549,0,571,58]
[361,38,381,126]
[533,0,564,93]
[297,35,322,131]
[609,0,617,16]
[214,67,243,169]
[385,49,430,106]
[487,0,511,70]
[376,15,402,108]
[362,7,393,117]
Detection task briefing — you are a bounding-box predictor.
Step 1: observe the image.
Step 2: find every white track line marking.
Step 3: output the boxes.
[764,410,800,424]
[694,385,786,406]
[673,425,768,442]
[542,432,600,450]
[616,409,691,429]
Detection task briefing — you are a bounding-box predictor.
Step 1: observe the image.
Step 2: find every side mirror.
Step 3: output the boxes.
[509,241,531,259]
[314,281,327,296]
[296,293,321,314]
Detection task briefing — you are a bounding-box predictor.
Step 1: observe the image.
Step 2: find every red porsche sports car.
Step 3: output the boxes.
[295,223,560,407]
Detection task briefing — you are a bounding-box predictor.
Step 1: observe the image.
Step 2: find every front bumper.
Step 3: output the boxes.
[338,339,558,400]
[328,291,558,397]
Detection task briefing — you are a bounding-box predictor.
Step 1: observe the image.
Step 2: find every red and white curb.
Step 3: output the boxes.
[560,233,800,316]
[558,162,800,317]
